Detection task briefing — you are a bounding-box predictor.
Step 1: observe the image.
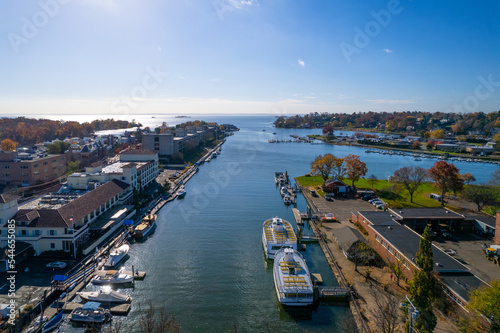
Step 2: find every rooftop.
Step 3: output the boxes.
[370,224,470,274]
[358,211,400,226]
[120,148,157,155]
[388,208,464,220]
[462,212,497,229]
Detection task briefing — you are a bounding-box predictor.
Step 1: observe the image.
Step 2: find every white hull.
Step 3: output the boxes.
[104,244,129,268]
[262,217,297,260]
[78,289,131,303]
[273,248,314,306]
[91,272,134,285]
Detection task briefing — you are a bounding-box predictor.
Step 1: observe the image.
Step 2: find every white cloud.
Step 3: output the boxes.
[383,48,393,53]
[298,59,305,67]
[228,0,258,9]
[366,99,414,104]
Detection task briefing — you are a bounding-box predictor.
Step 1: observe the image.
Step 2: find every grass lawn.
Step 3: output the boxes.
[296,175,443,208]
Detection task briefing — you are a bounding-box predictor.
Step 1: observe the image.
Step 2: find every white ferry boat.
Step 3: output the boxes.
[262,217,297,259]
[273,247,314,306]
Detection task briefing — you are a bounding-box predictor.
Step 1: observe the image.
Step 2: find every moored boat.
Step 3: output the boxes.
[42,311,63,333]
[176,186,187,199]
[91,269,134,285]
[68,302,112,323]
[273,247,314,306]
[262,217,297,259]
[104,243,129,269]
[78,287,131,304]
[133,213,157,239]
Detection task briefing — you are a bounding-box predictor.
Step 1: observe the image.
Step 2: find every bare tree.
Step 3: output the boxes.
[369,287,400,333]
[491,169,500,186]
[392,166,428,203]
[140,301,179,333]
[387,256,404,287]
[368,174,378,189]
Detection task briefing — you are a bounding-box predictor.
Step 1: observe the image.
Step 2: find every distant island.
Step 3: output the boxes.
[175,115,191,118]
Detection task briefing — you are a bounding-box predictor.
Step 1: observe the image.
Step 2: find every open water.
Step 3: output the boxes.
[46,114,498,332]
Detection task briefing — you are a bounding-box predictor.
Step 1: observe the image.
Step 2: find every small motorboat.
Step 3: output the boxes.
[78,287,131,304]
[176,187,187,199]
[104,243,129,269]
[91,269,134,285]
[68,302,112,323]
[132,214,157,239]
[42,311,63,333]
[25,315,49,333]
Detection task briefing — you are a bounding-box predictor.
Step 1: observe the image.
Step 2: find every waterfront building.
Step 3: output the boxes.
[0,150,67,187]
[143,129,212,157]
[0,179,134,257]
[352,210,488,307]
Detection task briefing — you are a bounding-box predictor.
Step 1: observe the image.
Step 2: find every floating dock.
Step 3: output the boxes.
[62,302,131,315]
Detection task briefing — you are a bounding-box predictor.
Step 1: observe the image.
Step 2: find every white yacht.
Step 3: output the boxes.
[78,287,131,304]
[273,247,314,306]
[91,269,134,285]
[104,243,129,269]
[176,186,187,199]
[68,302,112,323]
[262,217,297,259]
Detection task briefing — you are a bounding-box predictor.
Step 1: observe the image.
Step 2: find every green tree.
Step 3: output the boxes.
[46,141,70,154]
[464,280,500,332]
[408,226,436,333]
[368,174,378,189]
[462,185,497,211]
[344,154,367,187]
[67,160,80,173]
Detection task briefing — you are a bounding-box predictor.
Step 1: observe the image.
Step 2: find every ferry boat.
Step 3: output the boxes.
[91,269,134,285]
[273,247,314,306]
[262,217,297,259]
[78,287,131,304]
[68,302,112,323]
[132,213,157,239]
[104,243,129,269]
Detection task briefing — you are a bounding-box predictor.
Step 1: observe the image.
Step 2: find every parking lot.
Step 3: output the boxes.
[434,232,500,283]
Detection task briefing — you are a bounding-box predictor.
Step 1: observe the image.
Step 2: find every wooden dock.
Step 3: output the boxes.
[318,287,350,301]
[62,302,131,315]
[292,208,303,225]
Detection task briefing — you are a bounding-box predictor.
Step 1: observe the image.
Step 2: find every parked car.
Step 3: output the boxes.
[46,261,67,269]
[441,231,452,239]
[371,200,383,205]
[325,194,333,201]
[368,198,380,203]
[310,190,318,197]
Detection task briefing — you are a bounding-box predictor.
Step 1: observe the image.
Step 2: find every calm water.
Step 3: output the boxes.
[53,115,498,332]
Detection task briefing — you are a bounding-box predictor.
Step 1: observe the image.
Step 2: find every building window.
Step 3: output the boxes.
[388,247,394,254]
[49,230,56,236]
[154,137,159,142]
[1,165,10,169]
[34,164,38,167]
[43,162,48,165]
[375,234,381,242]
[403,260,410,269]
[20,165,28,169]
[52,159,57,163]
[395,252,402,260]
[51,243,55,249]
[21,230,27,236]
[381,240,387,248]
[34,171,39,175]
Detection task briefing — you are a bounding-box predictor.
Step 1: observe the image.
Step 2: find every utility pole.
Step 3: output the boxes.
[405,295,419,333]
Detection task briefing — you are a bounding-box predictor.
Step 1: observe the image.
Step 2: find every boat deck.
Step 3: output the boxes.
[62,302,131,315]
[263,219,297,244]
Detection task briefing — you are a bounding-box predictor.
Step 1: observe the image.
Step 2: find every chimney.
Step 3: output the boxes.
[495,211,500,245]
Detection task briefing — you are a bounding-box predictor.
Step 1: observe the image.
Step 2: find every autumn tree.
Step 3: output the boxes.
[411,141,422,150]
[392,166,428,203]
[430,129,444,139]
[461,185,497,211]
[408,226,437,333]
[0,139,16,151]
[310,154,337,181]
[461,173,476,185]
[322,124,333,135]
[344,154,367,187]
[428,161,464,206]
[331,156,345,180]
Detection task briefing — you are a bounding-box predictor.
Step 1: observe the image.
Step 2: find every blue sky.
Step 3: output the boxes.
[1,0,500,116]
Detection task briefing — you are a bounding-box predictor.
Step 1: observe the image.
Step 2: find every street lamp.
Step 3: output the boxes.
[405,295,419,333]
